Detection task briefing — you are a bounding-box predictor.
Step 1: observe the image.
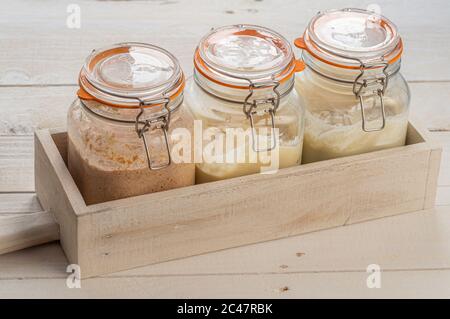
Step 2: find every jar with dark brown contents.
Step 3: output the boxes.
[68,43,195,205]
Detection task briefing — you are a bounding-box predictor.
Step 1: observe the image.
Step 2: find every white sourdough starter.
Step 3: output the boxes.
[295,75,409,163]
[185,79,304,183]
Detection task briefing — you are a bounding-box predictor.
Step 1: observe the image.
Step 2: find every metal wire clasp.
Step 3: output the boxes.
[353,61,389,132]
[135,98,172,170]
[243,81,281,152]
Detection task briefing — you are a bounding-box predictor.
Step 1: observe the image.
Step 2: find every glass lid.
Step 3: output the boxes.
[78,42,184,108]
[195,24,296,87]
[298,8,403,68]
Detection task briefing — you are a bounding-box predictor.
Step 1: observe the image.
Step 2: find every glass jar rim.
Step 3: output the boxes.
[295,8,403,70]
[194,24,303,89]
[78,42,185,108]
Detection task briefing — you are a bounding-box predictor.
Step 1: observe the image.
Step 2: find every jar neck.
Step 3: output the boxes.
[80,94,183,123]
[301,51,401,93]
[193,68,295,104]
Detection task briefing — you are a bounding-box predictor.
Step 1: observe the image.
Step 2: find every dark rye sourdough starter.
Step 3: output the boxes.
[68,138,195,205]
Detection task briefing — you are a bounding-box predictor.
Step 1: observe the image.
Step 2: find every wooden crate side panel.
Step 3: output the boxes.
[406,121,426,145]
[51,131,68,165]
[345,149,430,224]
[424,147,443,209]
[408,118,443,209]
[34,131,79,264]
[77,147,431,277]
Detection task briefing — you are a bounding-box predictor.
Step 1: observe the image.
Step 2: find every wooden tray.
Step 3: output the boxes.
[34,120,441,278]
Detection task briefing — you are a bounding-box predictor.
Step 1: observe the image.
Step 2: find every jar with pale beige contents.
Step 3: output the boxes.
[294,8,410,163]
[68,43,195,205]
[184,25,306,183]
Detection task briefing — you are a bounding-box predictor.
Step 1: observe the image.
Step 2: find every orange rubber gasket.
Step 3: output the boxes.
[77,74,185,109]
[87,46,131,71]
[294,33,403,70]
[193,49,305,90]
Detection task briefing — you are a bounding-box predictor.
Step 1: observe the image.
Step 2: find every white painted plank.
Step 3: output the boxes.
[1,0,450,85]
[0,136,34,192]
[0,270,449,298]
[0,194,55,256]
[0,86,73,135]
[409,83,450,132]
[1,207,450,279]
[432,133,450,186]
[0,193,42,214]
[0,211,59,255]
[436,187,450,206]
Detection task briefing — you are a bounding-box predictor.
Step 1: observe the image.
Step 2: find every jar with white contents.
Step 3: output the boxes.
[68,43,195,204]
[294,8,410,163]
[185,25,305,183]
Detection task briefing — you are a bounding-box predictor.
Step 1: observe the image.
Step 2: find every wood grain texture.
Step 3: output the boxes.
[0,86,74,135]
[0,193,59,255]
[0,211,59,255]
[410,83,450,132]
[433,133,450,186]
[0,193,42,214]
[1,270,450,299]
[33,123,441,278]
[1,0,450,85]
[0,124,446,261]
[34,131,82,265]
[436,187,450,206]
[0,0,450,298]
[0,84,446,259]
[1,207,450,280]
[0,136,33,192]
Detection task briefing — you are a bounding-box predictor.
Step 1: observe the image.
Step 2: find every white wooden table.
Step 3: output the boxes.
[1,0,450,298]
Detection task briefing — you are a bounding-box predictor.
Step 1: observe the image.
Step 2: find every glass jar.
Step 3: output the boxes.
[294,8,410,163]
[68,43,195,205]
[184,25,305,183]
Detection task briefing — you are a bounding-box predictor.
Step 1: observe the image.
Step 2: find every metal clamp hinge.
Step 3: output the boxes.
[353,61,389,132]
[243,81,281,152]
[135,98,172,170]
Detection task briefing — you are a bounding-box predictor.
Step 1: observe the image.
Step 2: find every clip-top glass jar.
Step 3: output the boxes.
[294,8,410,163]
[68,43,195,204]
[185,25,305,183]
